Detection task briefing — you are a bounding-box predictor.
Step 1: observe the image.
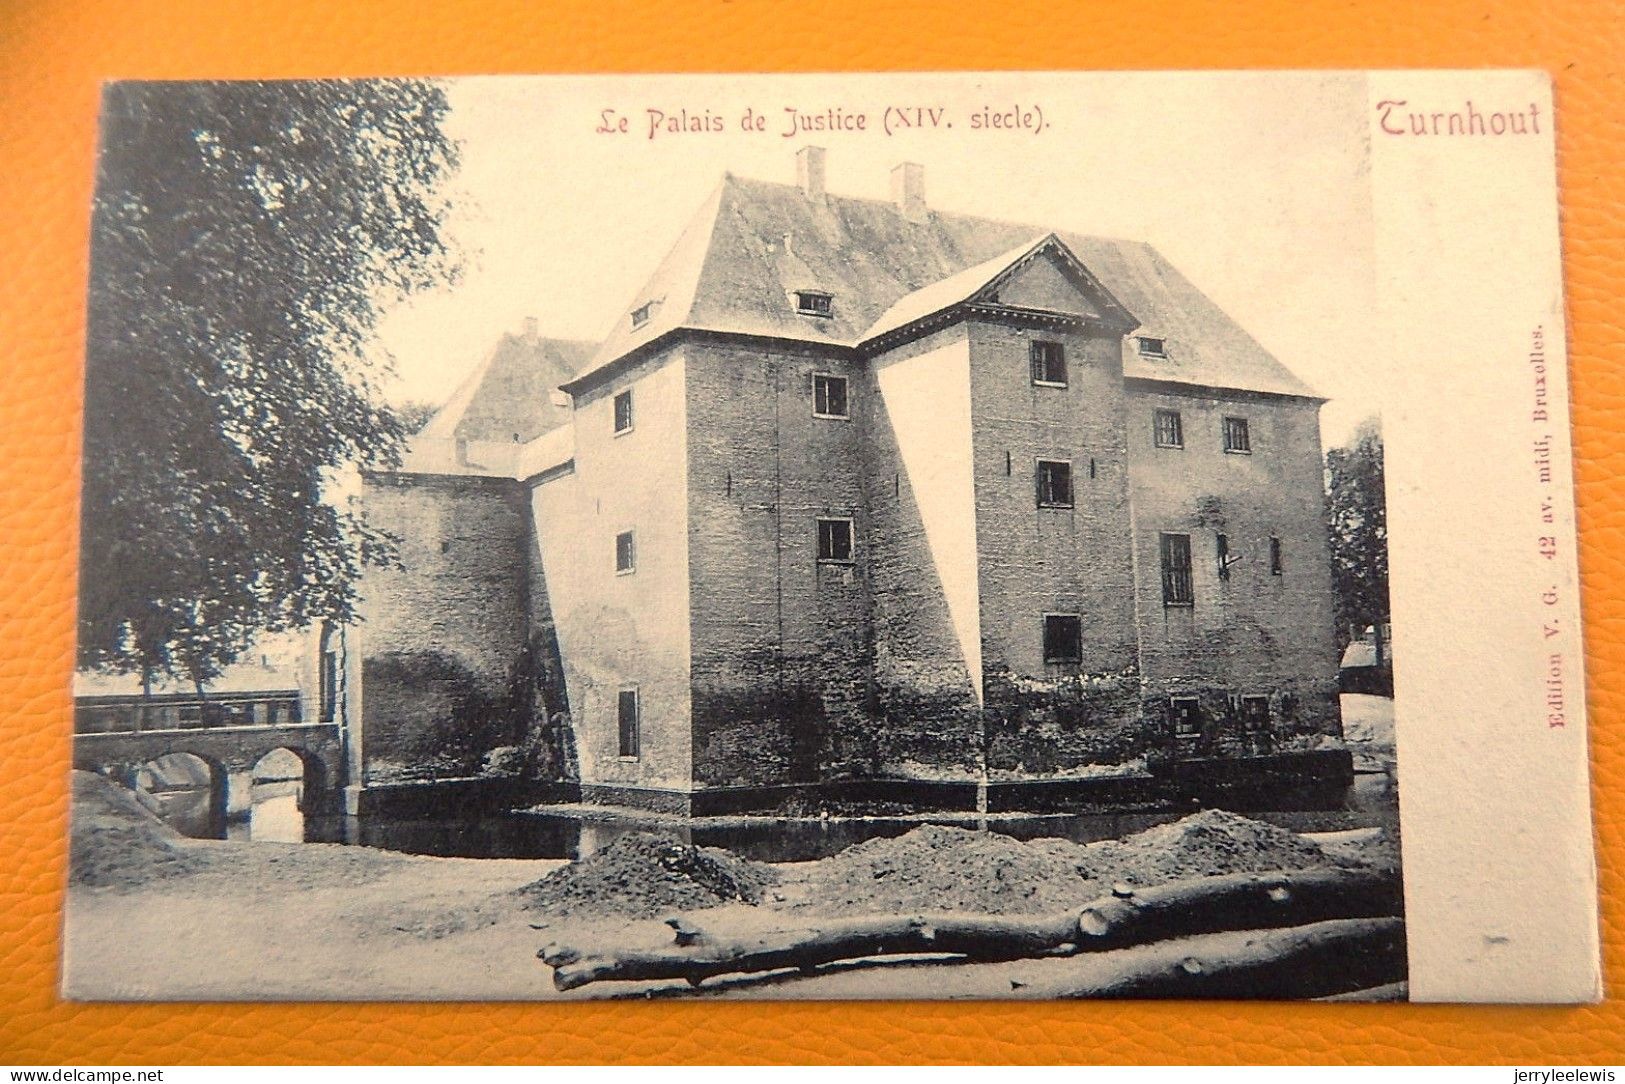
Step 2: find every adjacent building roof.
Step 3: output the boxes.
[568,173,1321,400]
[421,328,595,445]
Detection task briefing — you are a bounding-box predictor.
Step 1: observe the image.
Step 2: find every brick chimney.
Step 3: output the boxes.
[797,145,826,201]
[891,162,926,222]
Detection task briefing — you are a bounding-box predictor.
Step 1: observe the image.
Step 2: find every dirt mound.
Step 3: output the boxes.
[69,770,205,889]
[517,832,779,919]
[1086,809,1331,887]
[791,824,1101,916]
[787,812,1345,917]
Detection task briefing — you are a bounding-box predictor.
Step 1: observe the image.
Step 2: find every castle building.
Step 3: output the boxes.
[341,148,1343,813]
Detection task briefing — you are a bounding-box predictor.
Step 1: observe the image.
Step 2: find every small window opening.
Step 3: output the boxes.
[1171,697,1202,738]
[1223,416,1251,454]
[615,530,636,575]
[1269,536,1283,576]
[318,622,338,723]
[1043,614,1083,664]
[1216,534,1230,581]
[817,517,854,563]
[1154,409,1184,449]
[796,290,833,317]
[617,689,640,758]
[613,389,634,434]
[1030,341,1067,386]
[630,301,655,329]
[1241,695,1271,731]
[1136,336,1167,358]
[440,540,452,555]
[1036,459,1073,508]
[813,373,849,418]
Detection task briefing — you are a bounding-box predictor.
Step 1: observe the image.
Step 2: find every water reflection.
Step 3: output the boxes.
[145,767,1400,865]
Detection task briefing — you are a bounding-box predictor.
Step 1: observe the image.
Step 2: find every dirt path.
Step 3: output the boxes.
[63,772,1398,1001]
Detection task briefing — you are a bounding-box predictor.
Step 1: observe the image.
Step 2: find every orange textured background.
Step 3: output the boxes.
[1,0,1620,1065]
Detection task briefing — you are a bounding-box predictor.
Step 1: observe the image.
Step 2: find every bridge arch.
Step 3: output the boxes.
[129,750,229,839]
[74,718,346,825]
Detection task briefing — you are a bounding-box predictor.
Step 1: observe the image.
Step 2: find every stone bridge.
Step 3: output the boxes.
[73,721,346,832]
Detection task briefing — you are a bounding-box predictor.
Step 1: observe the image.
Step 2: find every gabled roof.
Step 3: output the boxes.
[862,232,1137,345]
[422,331,595,444]
[565,174,1320,400]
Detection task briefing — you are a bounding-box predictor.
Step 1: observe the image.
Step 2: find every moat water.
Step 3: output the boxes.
[149,769,1398,864]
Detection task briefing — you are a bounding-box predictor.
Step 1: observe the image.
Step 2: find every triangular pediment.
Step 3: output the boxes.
[970,234,1135,329]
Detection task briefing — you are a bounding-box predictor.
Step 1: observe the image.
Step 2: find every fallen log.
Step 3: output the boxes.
[1074,867,1401,950]
[539,866,1400,991]
[1007,918,1407,1000]
[1302,827,1385,848]
[1316,980,1409,1002]
[542,911,1080,991]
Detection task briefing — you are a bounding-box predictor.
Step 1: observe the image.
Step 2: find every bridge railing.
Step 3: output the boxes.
[74,691,305,735]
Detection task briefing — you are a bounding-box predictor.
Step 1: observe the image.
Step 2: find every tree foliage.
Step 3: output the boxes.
[394,399,441,433]
[1325,419,1389,660]
[79,80,462,685]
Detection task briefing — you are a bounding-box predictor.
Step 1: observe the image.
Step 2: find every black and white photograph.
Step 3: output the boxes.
[62,71,1590,1003]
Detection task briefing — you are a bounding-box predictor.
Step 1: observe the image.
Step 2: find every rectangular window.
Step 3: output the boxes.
[1136,336,1167,358]
[817,517,854,562]
[1036,458,1074,508]
[613,389,634,434]
[1241,695,1271,731]
[1160,532,1194,606]
[1269,536,1283,575]
[813,373,849,418]
[630,301,654,329]
[1030,341,1067,386]
[1223,415,1251,453]
[617,689,640,758]
[615,530,636,574]
[1171,697,1202,738]
[1216,533,1230,582]
[1154,409,1183,448]
[319,625,338,723]
[1043,614,1083,664]
[796,290,833,317]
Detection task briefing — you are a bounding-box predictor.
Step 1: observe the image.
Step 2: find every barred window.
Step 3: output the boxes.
[615,530,635,574]
[1223,416,1251,453]
[1036,458,1073,508]
[1160,532,1194,606]
[1154,409,1183,448]
[613,389,634,434]
[1030,341,1067,386]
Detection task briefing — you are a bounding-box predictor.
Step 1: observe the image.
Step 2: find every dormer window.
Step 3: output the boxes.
[1136,336,1167,358]
[630,301,655,329]
[795,291,833,317]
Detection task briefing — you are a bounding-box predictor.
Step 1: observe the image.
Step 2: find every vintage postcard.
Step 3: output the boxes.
[63,70,1597,1003]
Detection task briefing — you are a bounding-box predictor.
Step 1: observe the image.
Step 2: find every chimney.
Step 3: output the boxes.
[891,162,926,223]
[522,316,539,342]
[797,145,826,201]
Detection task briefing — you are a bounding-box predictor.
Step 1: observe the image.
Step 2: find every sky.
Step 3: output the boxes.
[374,72,1379,447]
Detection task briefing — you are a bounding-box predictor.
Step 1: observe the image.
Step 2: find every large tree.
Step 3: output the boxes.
[1325,418,1390,666]
[79,80,462,687]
